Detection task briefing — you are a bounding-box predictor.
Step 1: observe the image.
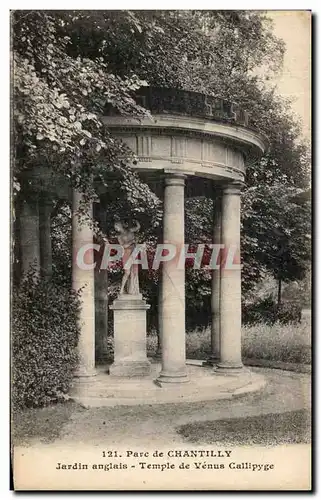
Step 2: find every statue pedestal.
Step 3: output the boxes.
[109,294,151,377]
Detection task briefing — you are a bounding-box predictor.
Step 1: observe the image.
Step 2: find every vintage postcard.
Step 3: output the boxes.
[11,9,312,491]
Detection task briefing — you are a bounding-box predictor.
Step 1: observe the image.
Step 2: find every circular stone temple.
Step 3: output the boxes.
[70,87,268,402]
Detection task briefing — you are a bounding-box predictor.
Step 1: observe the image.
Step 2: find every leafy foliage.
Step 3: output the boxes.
[242,183,311,289]
[60,11,284,89]
[242,296,302,325]
[12,10,161,230]
[11,271,81,408]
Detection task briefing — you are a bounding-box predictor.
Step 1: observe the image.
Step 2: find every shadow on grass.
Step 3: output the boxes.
[11,400,84,446]
[177,409,311,446]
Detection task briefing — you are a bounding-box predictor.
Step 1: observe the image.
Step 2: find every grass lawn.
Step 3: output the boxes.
[147,320,311,365]
[241,321,311,364]
[11,400,83,446]
[177,409,311,446]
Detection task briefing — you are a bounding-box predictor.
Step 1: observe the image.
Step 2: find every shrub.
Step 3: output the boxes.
[11,271,81,409]
[185,328,211,359]
[276,301,302,324]
[243,296,301,325]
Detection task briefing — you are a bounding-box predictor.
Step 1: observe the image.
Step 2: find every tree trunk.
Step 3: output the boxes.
[39,196,53,280]
[277,278,282,305]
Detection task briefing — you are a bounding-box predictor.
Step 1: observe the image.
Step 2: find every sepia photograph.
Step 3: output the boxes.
[10,8,312,491]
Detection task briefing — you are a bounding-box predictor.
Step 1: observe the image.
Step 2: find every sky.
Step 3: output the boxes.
[268,10,311,141]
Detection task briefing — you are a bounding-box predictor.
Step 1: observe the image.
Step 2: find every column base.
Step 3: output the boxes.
[109,360,151,377]
[215,362,248,376]
[155,371,189,387]
[154,347,162,359]
[74,366,97,379]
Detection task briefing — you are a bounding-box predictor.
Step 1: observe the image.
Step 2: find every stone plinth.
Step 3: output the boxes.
[109,294,151,377]
[70,362,267,407]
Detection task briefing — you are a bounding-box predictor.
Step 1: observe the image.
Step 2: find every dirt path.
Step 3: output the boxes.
[54,368,310,447]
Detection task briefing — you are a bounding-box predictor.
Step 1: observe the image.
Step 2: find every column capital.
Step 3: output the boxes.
[222,181,245,195]
[212,184,223,199]
[163,171,186,187]
[39,192,55,207]
[20,197,39,213]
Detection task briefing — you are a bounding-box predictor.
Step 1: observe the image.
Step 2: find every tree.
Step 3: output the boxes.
[12,10,311,310]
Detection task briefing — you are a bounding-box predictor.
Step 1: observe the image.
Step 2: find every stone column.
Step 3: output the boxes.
[20,198,40,276]
[94,203,109,363]
[155,212,164,360]
[39,196,53,280]
[156,173,188,385]
[72,191,96,377]
[206,190,222,365]
[155,270,163,359]
[216,182,244,373]
[95,268,109,363]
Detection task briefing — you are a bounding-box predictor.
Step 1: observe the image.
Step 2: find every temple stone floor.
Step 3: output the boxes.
[70,360,266,407]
